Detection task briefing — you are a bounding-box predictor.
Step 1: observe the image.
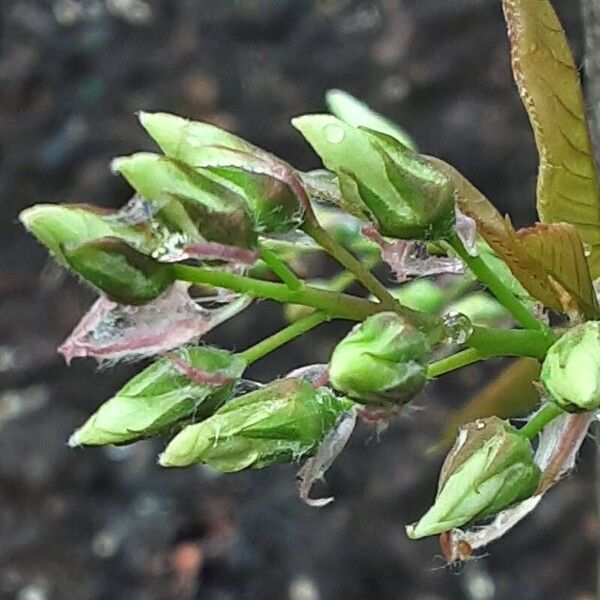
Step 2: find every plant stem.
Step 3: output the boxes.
[171,264,379,321]
[520,403,564,440]
[466,326,552,360]
[238,311,328,365]
[427,348,482,378]
[447,233,553,338]
[427,326,552,379]
[258,245,302,290]
[302,219,398,310]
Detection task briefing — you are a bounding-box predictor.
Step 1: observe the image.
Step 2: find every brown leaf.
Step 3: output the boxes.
[517,222,600,318]
[503,0,600,277]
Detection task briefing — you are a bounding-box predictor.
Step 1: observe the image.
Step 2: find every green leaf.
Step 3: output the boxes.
[503,0,600,277]
[325,89,416,150]
[70,346,246,446]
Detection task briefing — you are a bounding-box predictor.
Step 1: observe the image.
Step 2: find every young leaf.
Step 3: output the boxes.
[503,0,600,277]
[517,223,600,318]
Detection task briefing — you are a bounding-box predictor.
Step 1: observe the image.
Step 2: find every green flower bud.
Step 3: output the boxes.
[406,416,540,539]
[70,346,246,446]
[390,280,446,314]
[329,312,429,405]
[19,203,151,265]
[446,292,510,328]
[541,321,600,412]
[139,112,303,233]
[159,378,354,471]
[292,115,455,240]
[64,237,173,305]
[112,152,257,248]
[325,89,416,150]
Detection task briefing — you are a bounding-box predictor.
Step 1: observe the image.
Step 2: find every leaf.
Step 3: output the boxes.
[502,0,600,277]
[427,156,563,312]
[516,223,600,318]
[436,357,541,451]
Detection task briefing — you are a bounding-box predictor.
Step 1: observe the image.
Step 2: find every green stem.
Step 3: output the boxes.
[238,311,328,365]
[466,326,553,360]
[427,326,552,378]
[302,220,398,311]
[171,264,379,321]
[448,233,553,338]
[520,403,564,440]
[258,245,302,290]
[427,348,482,378]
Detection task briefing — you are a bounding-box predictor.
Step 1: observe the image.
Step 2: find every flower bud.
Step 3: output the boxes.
[159,378,354,471]
[292,115,455,240]
[325,89,416,149]
[406,416,540,539]
[446,292,510,328]
[541,321,600,412]
[112,152,257,248]
[328,312,429,405]
[19,203,149,265]
[70,346,246,446]
[390,280,446,314]
[64,237,173,305]
[139,112,303,232]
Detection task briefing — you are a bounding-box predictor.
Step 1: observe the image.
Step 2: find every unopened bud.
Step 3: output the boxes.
[406,416,540,538]
[70,346,246,446]
[292,115,455,240]
[139,112,303,232]
[64,237,173,305]
[19,203,148,265]
[541,321,600,412]
[159,378,354,471]
[329,312,429,405]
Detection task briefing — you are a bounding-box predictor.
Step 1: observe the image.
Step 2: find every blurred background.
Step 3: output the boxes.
[1,0,599,598]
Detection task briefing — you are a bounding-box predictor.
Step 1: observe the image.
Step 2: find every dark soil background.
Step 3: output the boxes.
[1,1,599,599]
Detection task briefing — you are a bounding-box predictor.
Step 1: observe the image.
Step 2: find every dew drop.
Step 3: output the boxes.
[583,242,592,257]
[441,311,473,345]
[324,123,345,144]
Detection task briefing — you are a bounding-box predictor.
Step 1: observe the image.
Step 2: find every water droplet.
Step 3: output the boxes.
[475,420,485,430]
[583,242,592,257]
[324,123,345,144]
[529,43,538,53]
[441,311,473,345]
